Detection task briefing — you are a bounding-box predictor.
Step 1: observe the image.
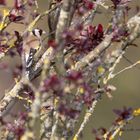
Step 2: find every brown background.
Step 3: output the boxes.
[0,0,140,140]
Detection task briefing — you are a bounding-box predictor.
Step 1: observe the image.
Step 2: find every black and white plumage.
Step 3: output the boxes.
[26,48,37,70]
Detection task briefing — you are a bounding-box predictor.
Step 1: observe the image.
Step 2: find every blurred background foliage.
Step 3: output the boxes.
[0,0,140,140]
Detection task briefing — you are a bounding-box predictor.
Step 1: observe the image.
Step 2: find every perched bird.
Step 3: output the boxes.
[23,28,46,72]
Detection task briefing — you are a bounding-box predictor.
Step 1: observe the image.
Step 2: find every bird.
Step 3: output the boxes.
[22,28,46,72]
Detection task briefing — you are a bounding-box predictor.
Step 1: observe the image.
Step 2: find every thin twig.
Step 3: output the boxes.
[73,89,104,140]
[111,60,140,79]
[73,100,98,140]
